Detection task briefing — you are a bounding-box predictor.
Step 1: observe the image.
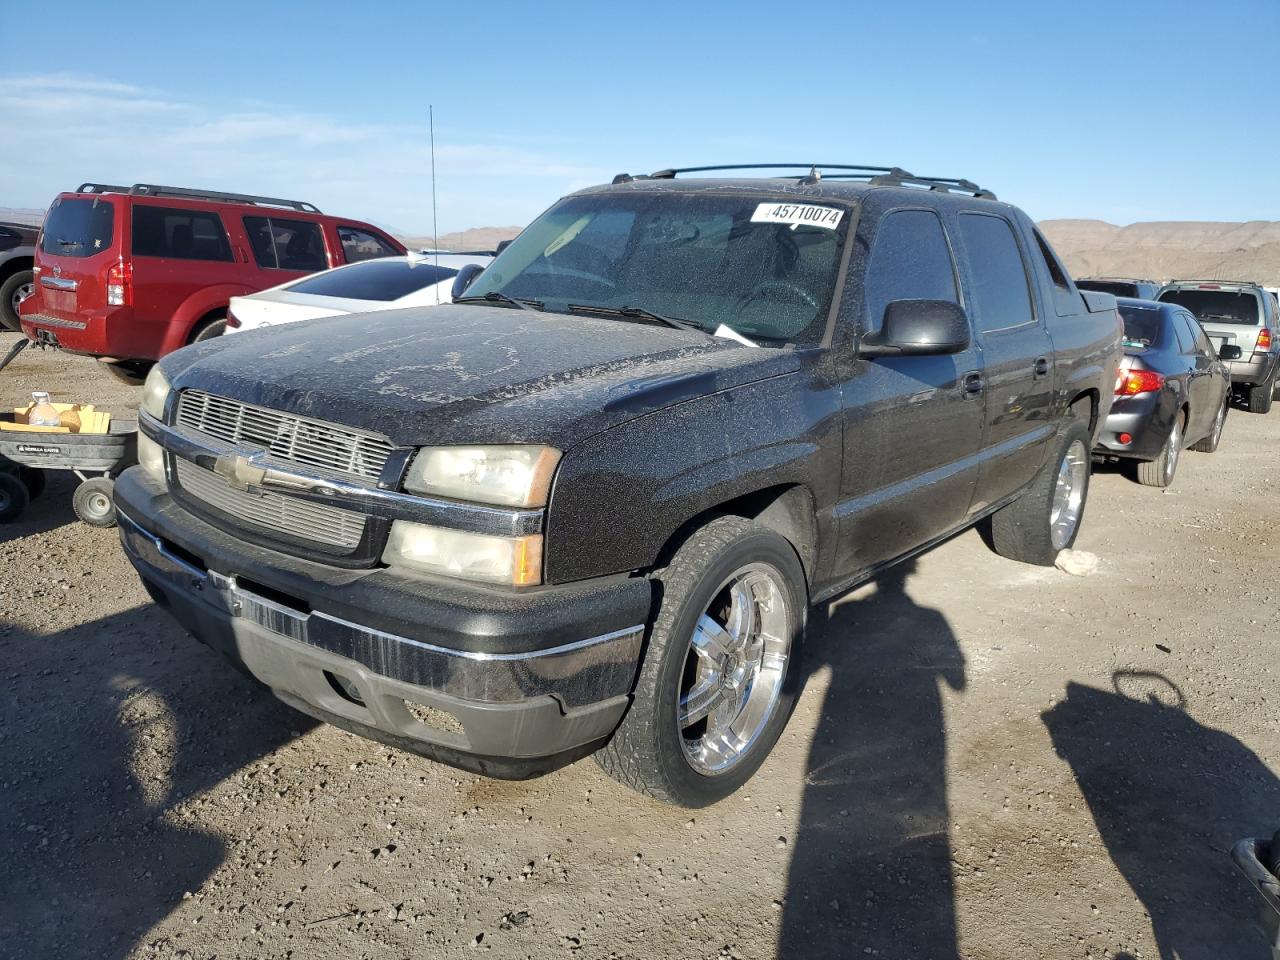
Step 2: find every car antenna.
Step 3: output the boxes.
[429,104,440,294]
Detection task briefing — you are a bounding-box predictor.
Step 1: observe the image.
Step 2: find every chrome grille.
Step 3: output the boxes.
[175,459,366,550]
[175,391,394,485]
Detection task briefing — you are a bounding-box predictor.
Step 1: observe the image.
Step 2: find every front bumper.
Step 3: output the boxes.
[1227,352,1279,387]
[1094,391,1172,460]
[115,468,652,777]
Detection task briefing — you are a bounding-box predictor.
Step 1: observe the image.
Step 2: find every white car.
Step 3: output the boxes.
[226,252,494,333]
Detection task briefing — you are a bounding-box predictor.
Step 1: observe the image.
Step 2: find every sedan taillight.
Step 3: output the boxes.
[1115,369,1165,396]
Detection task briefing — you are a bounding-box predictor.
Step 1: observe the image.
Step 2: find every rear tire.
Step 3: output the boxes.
[1247,372,1275,414]
[0,269,33,332]
[1137,413,1184,487]
[191,317,227,342]
[72,477,117,528]
[1191,396,1228,453]
[989,416,1092,566]
[594,516,806,807]
[0,472,30,523]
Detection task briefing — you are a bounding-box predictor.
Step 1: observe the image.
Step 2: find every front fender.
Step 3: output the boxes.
[542,370,842,584]
[157,284,252,355]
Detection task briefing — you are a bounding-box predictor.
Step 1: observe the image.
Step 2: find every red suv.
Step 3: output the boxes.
[20,183,405,380]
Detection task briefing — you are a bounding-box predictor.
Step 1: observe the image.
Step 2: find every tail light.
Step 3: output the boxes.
[106,260,132,306]
[1115,369,1165,396]
[225,308,241,329]
[1256,327,1272,352]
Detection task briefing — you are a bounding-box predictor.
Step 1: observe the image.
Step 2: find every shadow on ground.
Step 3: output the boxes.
[0,604,313,959]
[781,561,964,958]
[1044,672,1280,960]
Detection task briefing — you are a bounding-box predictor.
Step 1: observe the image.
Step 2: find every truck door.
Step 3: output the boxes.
[835,207,985,578]
[954,212,1055,514]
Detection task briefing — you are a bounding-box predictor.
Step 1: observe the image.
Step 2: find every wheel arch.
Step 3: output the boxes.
[654,483,818,588]
[1066,388,1099,436]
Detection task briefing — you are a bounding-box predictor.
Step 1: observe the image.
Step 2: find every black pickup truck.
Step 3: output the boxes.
[116,165,1122,807]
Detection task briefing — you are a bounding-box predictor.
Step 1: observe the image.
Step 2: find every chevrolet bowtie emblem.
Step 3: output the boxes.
[213,448,268,492]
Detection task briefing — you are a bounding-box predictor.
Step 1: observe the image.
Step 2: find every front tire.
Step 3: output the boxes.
[1191,396,1228,453]
[595,516,806,807]
[989,417,1092,566]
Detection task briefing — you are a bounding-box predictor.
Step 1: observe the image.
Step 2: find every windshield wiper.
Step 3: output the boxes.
[567,303,703,332]
[455,291,543,312]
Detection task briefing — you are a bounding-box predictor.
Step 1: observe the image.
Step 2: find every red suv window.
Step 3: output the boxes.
[244,216,327,271]
[133,205,233,262]
[339,226,398,263]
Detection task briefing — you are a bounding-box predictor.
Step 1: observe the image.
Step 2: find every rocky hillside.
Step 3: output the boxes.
[1039,219,1280,285]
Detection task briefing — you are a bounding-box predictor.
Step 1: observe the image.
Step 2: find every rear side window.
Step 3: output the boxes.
[958,214,1034,333]
[1158,288,1260,325]
[286,259,457,301]
[39,198,114,258]
[1170,313,1196,352]
[244,216,327,271]
[132,205,232,262]
[863,209,958,332]
[338,226,399,263]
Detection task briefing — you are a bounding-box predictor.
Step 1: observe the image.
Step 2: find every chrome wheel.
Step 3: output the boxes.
[1050,438,1088,550]
[678,563,792,776]
[11,280,32,317]
[1211,400,1226,445]
[1164,418,1182,485]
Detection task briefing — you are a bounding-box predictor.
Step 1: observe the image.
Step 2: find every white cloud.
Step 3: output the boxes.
[0,74,605,233]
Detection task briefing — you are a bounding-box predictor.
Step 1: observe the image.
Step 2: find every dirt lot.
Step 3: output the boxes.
[2,329,1278,960]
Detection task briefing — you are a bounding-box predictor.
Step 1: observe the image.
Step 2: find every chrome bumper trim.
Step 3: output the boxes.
[119,510,643,708]
[139,410,543,537]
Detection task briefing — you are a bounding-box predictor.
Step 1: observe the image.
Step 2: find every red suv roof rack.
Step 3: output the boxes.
[74,182,321,213]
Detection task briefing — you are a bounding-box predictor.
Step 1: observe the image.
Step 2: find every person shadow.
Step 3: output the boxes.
[1044,672,1280,959]
[780,559,965,958]
[0,604,314,959]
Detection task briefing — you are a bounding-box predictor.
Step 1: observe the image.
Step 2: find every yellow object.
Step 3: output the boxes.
[2,403,111,434]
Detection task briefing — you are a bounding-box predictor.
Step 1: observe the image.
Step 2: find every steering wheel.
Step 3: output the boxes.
[739,280,818,311]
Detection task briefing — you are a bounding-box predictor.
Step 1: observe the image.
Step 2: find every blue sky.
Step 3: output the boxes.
[2,0,1278,234]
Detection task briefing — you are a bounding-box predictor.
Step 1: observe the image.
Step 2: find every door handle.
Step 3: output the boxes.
[962,372,985,396]
[1033,356,1050,378]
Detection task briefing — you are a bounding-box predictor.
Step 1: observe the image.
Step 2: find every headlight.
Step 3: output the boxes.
[141,366,171,420]
[137,431,165,484]
[405,445,560,507]
[383,521,542,586]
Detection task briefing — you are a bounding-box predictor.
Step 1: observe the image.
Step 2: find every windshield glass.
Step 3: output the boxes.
[1118,304,1162,347]
[39,198,114,258]
[1158,288,1260,325]
[463,192,851,345]
[286,259,457,301]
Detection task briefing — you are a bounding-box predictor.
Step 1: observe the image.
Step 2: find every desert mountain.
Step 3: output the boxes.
[1039,219,1280,286]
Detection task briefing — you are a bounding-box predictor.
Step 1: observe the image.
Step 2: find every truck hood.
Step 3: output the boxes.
[162,305,801,449]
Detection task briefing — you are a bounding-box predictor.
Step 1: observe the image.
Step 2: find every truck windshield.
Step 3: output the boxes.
[463,192,851,345]
[39,198,114,258]
[1158,289,1260,325]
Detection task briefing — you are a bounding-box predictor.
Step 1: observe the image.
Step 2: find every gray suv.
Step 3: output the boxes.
[1157,280,1280,413]
[0,221,36,331]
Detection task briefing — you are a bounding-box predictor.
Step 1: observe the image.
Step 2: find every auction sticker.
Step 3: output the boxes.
[751,202,844,230]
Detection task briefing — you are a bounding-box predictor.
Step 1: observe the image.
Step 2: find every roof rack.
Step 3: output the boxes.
[74,182,320,213]
[611,164,996,200]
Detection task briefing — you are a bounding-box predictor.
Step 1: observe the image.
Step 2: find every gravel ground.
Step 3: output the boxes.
[2,329,1278,960]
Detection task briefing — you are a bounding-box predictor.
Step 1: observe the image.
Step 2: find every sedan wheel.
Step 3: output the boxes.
[1138,416,1182,488]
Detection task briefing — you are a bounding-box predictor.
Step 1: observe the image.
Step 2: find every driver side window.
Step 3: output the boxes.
[863,210,959,334]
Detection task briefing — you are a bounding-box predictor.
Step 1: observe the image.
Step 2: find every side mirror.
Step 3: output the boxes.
[1219,344,1243,360]
[451,263,486,300]
[495,239,513,255]
[859,299,971,357]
